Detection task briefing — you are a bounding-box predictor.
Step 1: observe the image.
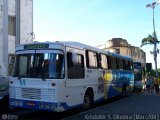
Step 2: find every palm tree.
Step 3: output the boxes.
[141,33,159,79]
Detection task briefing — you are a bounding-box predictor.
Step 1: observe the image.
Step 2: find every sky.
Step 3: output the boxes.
[33,0,160,69]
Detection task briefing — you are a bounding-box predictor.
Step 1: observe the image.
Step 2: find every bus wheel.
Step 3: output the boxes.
[82,93,93,110]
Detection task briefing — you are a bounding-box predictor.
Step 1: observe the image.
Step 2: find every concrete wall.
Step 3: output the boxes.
[8,0,15,16]
[2,0,8,76]
[8,0,16,54]
[0,0,3,75]
[0,0,33,76]
[20,0,33,44]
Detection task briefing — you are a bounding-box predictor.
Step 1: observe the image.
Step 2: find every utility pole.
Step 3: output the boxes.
[146,2,159,80]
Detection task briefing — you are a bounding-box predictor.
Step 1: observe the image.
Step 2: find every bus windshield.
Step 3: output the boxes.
[14,50,64,79]
[134,66,142,81]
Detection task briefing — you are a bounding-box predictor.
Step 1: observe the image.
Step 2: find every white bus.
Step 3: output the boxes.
[9,41,134,112]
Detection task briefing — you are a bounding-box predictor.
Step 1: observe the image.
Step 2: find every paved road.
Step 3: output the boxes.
[1,91,160,120]
[64,92,160,120]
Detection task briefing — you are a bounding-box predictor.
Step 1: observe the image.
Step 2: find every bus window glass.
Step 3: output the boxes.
[107,56,111,69]
[67,52,84,79]
[14,51,64,79]
[87,51,98,68]
[100,54,108,69]
[118,58,123,69]
[123,60,128,70]
[128,61,133,70]
[19,55,28,76]
[110,57,117,69]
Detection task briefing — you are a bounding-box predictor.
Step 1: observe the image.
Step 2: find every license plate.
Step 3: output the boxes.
[26,101,36,107]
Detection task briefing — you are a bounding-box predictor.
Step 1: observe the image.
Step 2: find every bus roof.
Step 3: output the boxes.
[16,41,133,61]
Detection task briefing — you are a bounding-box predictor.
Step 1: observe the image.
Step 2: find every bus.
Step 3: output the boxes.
[9,41,134,112]
[133,62,143,92]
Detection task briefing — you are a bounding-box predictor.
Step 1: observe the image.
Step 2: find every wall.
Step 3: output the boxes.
[0,0,33,76]
[0,0,3,75]
[8,0,15,54]
[20,0,33,44]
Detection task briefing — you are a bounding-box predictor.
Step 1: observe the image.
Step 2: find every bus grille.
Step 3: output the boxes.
[21,88,41,100]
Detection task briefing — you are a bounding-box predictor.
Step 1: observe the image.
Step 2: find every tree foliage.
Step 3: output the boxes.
[141,34,159,47]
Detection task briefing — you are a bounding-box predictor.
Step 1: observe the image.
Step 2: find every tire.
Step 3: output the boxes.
[82,93,93,110]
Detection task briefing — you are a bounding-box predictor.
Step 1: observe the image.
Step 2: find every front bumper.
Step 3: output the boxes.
[10,98,68,112]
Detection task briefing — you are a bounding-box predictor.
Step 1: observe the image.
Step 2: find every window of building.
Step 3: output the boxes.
[8,15,16,36]
[115,48,120,54]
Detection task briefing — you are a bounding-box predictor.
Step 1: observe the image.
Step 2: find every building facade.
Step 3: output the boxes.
[97,38,146,67]
[0,0,33,76]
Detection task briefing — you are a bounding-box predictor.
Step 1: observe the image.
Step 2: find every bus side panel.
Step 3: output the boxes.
[103,70,134,99]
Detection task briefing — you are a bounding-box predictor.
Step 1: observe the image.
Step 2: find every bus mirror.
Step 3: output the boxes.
[72,53,78,63]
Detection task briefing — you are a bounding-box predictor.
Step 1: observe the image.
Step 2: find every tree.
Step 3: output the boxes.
[141,33,159,79]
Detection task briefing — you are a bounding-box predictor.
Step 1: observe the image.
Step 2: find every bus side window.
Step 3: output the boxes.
[126,60,131,70]
[118,58,123,70]
[123,59,127,70]
[67,52,73,68]
[129,61,133,70]
[86,50,98,69]
[110,56,117,70]
[107,56,111,69]
[116,58,119,69]
[100,54,108,69]
[67,52,84,79]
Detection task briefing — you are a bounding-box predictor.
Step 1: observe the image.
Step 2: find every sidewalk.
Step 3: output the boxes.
[141,89,160,96]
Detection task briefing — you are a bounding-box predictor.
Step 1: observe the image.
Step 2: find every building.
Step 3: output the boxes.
[97,38,146,67]
[0,0,33,76]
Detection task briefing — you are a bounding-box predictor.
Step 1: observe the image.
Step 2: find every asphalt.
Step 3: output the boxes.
[63,90,160,120]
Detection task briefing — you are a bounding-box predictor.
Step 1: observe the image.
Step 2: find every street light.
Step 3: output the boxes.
[146,2,159,79]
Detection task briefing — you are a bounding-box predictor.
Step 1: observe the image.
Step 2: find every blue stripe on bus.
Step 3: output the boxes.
[10,98,70,111]
[108,87,121,98]
[10,97,107,112]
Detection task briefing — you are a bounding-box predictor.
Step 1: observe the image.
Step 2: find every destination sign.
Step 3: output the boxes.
[24,44,49,49]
